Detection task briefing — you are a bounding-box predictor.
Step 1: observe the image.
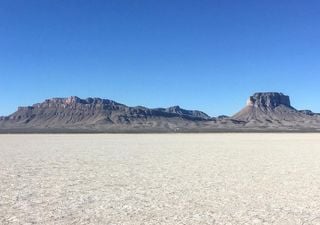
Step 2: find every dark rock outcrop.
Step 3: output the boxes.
[217,115,229,119]
[246,92,291,109]
[155,105,211,120]
[299,110,320,116]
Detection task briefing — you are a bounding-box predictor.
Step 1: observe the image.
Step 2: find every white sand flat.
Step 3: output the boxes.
[1,134,320,225]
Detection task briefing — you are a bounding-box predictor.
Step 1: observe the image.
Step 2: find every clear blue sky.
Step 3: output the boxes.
[1,0,319,116]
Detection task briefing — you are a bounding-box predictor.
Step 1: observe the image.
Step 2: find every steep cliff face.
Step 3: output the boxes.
[246,92,291,109]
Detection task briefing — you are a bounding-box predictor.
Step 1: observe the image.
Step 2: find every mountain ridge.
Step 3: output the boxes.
[1,92,320,132]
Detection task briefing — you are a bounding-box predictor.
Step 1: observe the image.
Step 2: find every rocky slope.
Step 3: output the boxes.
[0,96,213,132]
[232,92,320,129]
[1,93,320,132]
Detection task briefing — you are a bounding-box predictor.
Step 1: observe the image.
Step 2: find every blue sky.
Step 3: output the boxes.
[0,0,319,116]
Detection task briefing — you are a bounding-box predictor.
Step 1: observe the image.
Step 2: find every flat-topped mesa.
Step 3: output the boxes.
[47,96,83,105]
[246,92,291,109]
[28,96,122,109]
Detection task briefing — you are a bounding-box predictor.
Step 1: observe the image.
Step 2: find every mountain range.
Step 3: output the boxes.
[1,92,320,132]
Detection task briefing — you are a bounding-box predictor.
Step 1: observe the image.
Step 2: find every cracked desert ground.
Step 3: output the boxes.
[1,134,320,225]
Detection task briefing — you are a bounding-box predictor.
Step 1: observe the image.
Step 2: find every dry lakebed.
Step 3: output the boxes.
[1,134,320,225]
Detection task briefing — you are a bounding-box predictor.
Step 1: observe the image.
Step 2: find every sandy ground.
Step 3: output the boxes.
[1,134,320,225]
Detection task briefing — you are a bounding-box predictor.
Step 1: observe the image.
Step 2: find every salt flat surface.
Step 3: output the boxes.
[1,134,320,225]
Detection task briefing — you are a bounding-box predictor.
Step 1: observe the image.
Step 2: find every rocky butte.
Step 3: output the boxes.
[0,92,320,132]
[245,92,291,108]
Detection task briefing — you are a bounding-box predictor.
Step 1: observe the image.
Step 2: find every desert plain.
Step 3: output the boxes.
[1,134,320,225]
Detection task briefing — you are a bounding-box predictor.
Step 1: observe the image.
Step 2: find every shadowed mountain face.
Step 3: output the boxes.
[299,110,320,116]
[1,93,320,132]
[155,106,211,120]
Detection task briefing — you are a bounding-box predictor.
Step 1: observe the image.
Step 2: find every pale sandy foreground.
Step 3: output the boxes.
[1,134,320,225]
